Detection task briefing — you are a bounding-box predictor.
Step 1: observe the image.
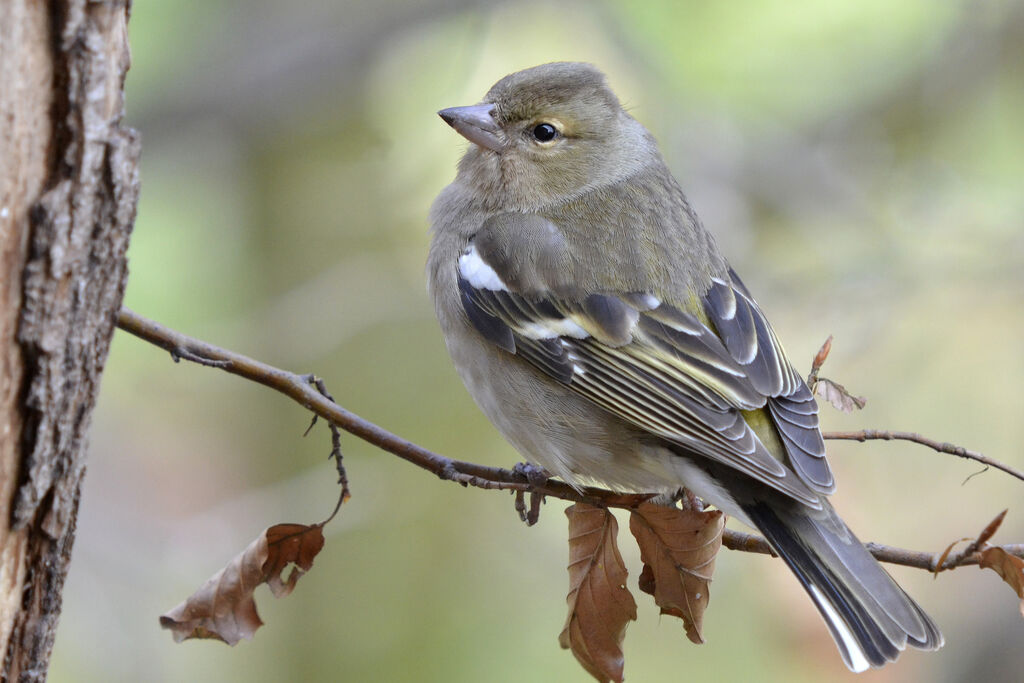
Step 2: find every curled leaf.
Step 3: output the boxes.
[629,503,724,644]
[814,377,866,413]
[808,335,834,383]
[933,510,1008,575]
[932,537,971,576]
[979,547,1024,618]
[976,509,1008,547]
[560,504,637,683]
[160,523,325,644]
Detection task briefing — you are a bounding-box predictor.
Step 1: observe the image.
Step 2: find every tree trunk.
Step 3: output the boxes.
[0,1,138,679]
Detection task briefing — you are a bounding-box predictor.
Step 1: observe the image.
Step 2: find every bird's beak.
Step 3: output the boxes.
[438,103,503,152]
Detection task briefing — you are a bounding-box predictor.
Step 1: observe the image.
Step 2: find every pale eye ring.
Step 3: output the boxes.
[531,123,558,143]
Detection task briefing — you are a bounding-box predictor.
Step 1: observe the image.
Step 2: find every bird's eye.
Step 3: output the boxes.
[531,123,558,143]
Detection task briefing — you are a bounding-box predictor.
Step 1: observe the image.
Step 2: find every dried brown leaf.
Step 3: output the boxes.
[932,537,970,576]
[979,547,1024,618]
[560,504,637,683]
[977,509,1008,547]
[814,377,866,413]
[160,523,325,644]
[810,335,833,378]
[933,511,1008,575]
[629,503,724,644]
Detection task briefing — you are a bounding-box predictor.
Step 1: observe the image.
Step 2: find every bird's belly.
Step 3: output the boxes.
[446,322,696,494]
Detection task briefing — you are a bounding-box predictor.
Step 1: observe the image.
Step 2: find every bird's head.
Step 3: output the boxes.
[439,62,655,209]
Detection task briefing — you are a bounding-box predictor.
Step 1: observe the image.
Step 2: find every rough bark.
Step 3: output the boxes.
[0,1,139,680]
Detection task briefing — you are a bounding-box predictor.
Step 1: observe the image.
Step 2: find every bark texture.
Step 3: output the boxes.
[0,1,139,680]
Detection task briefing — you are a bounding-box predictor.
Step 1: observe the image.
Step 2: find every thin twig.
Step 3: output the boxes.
[116,308,607,500]
[301,374,350,523]
[824,430,1024,483]
[719,528,1024,571]
[863,541,1024,570]
[115,307,1024,572]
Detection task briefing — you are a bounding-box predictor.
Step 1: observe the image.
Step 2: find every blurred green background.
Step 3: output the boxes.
[50,0,1024,681]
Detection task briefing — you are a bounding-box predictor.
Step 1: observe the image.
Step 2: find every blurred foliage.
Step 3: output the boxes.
[50,0,1024,681]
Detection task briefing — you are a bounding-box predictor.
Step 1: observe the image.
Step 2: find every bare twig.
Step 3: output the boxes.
[865,542,1024,570]
[115,307,1024,572]
[824,430,1024,484]
[115,308,638,502]
[301,374,350,523]
[720,522,1024,571]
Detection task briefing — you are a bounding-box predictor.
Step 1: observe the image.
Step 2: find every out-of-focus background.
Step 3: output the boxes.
[49,1,1024,681]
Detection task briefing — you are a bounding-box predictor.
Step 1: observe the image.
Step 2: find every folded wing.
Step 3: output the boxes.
[458,213,834,505]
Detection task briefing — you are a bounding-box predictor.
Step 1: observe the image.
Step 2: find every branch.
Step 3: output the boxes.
[721,529,1024,571]
[115,307,1024,572]
[823,430,1024,483]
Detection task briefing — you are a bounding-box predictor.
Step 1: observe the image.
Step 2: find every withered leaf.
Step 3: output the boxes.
[560,504,637,683]
[976,509,1008,547]
[933,511,1008,576]
[814,377,866,413]
[979,547,1024,618]
[809,335,833,381]
[160,523,325,644]
[932,537,971,576]
[629,503,724,644]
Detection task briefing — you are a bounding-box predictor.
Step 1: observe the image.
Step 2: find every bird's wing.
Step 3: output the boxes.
[457,213,833,506]
[702,271,833,493]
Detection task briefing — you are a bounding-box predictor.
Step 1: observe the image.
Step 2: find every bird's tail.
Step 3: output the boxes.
[742,500,943,672]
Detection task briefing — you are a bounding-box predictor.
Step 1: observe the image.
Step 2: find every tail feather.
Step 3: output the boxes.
[743,501,943,672]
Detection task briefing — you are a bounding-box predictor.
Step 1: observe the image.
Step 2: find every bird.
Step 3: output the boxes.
[426,62,942,672]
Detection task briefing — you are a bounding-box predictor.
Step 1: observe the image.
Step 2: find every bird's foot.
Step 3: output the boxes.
[512,462,550,526]
[513,461,552,489]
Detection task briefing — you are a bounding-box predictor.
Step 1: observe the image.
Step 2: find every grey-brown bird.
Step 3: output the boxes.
[427,62,942,671]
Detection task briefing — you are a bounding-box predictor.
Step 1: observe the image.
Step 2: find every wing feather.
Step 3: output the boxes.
[703,270,833,493]
[457,215,835,502]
